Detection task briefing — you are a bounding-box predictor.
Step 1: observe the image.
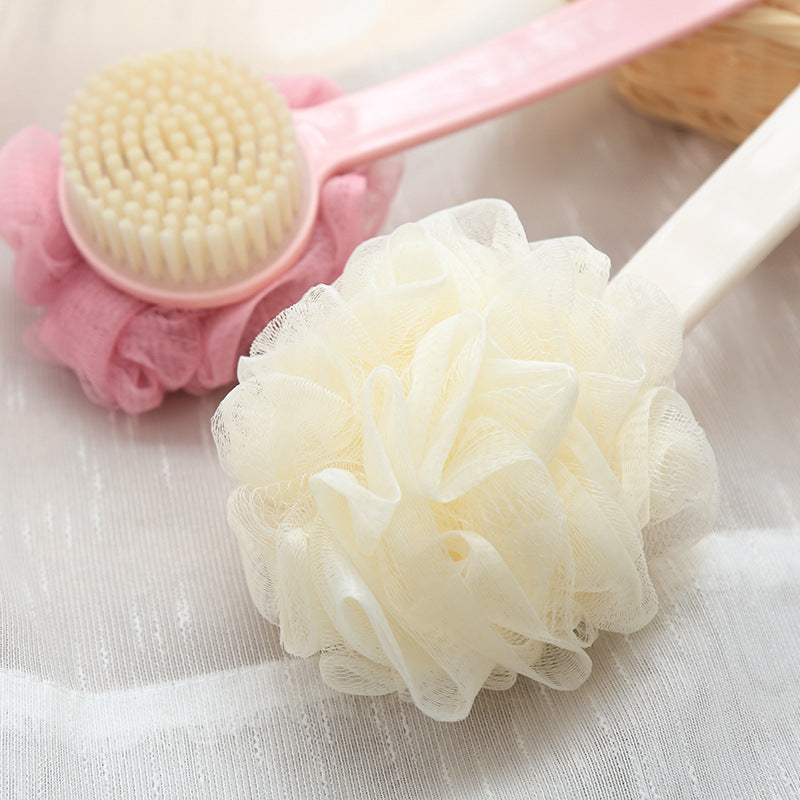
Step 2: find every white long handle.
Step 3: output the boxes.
[615,82,800,332]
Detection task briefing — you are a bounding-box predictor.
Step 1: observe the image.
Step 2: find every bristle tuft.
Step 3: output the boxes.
[62,50,301,288]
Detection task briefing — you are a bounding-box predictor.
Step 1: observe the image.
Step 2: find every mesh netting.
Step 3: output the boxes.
[212,199,717,721]
[0,75,402,413]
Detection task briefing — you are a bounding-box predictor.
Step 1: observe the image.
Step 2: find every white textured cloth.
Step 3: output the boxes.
[1,0,799,797]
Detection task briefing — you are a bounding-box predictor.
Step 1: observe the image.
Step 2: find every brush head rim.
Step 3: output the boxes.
[58,134,318,310]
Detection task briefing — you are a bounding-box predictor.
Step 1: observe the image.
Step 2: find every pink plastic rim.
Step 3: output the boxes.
[57,142,318,310]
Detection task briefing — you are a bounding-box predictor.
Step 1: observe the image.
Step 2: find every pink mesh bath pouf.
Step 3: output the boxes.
[0,75,402,413]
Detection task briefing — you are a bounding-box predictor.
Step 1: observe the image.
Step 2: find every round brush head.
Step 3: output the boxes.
[59,50,303,306]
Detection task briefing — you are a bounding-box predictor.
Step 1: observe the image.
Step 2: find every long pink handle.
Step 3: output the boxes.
[295,0,757,177]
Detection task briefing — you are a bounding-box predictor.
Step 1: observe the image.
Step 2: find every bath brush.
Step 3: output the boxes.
[211,81,800,722]
[57,0,758,310]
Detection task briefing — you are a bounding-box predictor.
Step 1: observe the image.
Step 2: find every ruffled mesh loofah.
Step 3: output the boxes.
[212,199,717,721]
[0,75,402,413]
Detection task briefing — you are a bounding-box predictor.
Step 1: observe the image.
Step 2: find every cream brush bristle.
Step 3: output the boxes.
[59,50,300,286]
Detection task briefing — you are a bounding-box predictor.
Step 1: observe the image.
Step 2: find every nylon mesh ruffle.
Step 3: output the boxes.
[212,199,717,721]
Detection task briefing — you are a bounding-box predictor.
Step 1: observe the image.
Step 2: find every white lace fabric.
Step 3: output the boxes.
[212,199,717,721]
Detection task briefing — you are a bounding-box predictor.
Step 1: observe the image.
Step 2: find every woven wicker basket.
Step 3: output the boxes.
[614,0,800,143]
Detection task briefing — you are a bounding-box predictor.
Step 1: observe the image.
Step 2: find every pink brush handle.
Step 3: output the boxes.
[296,0,757,177]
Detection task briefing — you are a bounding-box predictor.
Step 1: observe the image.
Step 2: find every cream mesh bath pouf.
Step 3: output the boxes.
[212,199,717,721]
